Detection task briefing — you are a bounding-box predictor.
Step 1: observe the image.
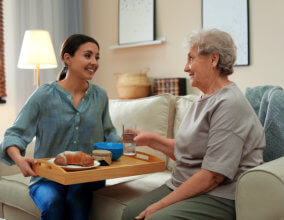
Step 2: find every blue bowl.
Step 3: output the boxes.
[93,142,123,161]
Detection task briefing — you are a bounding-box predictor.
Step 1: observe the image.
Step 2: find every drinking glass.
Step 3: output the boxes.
[122,124,136,156]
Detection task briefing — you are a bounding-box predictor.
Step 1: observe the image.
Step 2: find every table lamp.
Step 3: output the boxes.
[18,30,57,87]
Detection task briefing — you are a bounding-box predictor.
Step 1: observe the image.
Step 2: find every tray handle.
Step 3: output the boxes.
[33,159,66,174]
[134,151,162,162]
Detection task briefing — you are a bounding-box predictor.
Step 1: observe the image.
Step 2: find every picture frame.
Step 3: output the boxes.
[202,0,250,66]
[118,0,155,45]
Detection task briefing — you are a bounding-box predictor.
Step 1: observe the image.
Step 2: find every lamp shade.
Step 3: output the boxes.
[18,30,57,69]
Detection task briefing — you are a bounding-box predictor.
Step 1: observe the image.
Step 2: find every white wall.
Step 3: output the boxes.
[230,0,284,89]
[82,0,284,98]
[1,0,284,137]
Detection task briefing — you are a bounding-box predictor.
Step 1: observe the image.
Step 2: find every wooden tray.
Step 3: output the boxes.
[32,151,165,185]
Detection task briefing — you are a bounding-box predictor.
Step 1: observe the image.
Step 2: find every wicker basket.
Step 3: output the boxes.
[116,73,150,99]
[116,85,150,99]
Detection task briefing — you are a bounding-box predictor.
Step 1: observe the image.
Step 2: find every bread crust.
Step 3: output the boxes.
[54,151,94,167]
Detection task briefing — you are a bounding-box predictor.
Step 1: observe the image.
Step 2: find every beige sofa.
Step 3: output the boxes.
[0,93,283,220]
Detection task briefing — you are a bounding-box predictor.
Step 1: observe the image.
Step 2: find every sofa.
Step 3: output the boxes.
[0,93,283,220]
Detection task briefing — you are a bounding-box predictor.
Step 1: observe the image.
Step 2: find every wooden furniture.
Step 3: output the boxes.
[33,151,165,185]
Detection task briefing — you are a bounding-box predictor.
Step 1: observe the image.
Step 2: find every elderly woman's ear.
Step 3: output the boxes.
[211,53,219,67]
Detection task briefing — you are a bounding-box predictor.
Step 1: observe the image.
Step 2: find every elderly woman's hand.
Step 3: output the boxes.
[121,129,154,147]
[135,201,165,220]
[132,130,156,147]
[125,129,176,159]
[122,129,176,159]
[122,129,156,146]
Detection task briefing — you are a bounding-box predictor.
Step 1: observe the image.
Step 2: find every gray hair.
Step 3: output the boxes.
[185,29,237,76]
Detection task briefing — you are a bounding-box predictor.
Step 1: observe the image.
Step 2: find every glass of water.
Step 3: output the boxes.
[122,124,136,156]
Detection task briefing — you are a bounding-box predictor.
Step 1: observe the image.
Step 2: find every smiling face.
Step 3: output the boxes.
[184,46,219,93]
[64,42,100,81]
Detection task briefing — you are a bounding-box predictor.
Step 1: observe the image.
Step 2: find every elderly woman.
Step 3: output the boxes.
[122,29,265,220]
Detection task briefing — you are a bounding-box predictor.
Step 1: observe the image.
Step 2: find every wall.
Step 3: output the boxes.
[82,0,284,98]
[0,0,83,138]
[1,0,284,137]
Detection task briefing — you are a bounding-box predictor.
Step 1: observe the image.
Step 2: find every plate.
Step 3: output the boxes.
[48,158,100,171]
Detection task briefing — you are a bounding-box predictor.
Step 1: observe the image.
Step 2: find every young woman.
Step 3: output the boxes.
[0,34,120,220]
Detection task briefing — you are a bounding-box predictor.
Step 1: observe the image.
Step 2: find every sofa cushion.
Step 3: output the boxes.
[164,95,198,170]
[0,163,20,177]
[173,95,198,138]
[4,205,38,220]
[109,94,175,137]
[101,171,171,204]
[109,94,176,161]
[0,174,40,218]
[0,202,3,218]
[91,171,171,220]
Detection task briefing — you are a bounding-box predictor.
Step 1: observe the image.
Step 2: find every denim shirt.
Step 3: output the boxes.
[0,81,120,187]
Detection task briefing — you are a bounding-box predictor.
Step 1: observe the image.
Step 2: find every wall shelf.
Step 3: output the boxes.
[109,37,166,50]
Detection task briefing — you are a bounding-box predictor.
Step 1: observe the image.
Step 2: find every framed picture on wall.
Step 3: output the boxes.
[202,0,250,66]
[119,0,155,45]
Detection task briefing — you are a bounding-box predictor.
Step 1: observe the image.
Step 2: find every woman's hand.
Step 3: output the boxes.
[122,129,154,147]
[122,129,176,160]
[15,156,38,177]
[136,169,226,219]
[135,201,165,220]
[6,146,38,177]
[133,130,156,147]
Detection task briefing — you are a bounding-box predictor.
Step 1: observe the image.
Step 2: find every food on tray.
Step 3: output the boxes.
[54,151,94,167]
[91,149,112,166]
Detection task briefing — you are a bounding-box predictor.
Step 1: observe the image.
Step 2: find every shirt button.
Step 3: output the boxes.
[75,127,79,130]
[73,141,77,144]
[76,112,79,115]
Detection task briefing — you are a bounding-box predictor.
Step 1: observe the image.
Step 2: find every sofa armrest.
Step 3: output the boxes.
[235,157,284,220]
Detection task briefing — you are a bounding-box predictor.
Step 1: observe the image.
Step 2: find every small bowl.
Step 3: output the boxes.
[93,142,123,161]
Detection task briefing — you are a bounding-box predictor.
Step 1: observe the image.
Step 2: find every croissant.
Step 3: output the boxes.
[54,151,94,167]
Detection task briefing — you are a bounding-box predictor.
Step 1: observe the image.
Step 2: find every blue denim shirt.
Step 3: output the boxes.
[0,81,120,187]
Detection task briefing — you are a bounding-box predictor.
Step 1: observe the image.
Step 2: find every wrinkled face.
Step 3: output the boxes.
[64,42,100,81]
[184,46,214,91]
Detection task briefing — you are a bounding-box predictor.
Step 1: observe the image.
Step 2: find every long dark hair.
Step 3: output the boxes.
[57,34,100,81]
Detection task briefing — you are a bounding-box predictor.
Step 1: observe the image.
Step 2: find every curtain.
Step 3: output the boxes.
[5,0,82,112]
[0,0,6,103]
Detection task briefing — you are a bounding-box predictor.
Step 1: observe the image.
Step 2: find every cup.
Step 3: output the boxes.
[122,124,136,156]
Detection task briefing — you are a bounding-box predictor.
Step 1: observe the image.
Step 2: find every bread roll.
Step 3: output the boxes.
[54,151,94,167]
